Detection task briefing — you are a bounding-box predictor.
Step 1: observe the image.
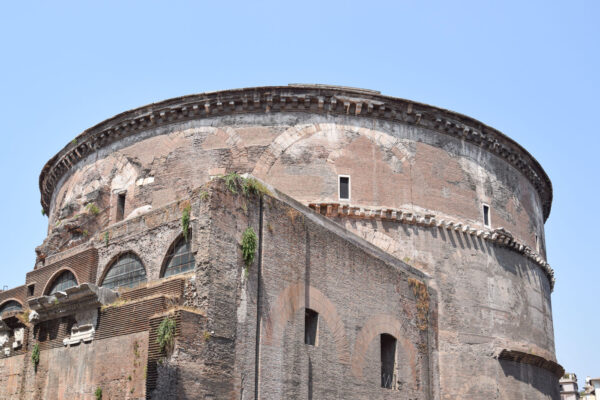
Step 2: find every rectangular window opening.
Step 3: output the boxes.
[27,284,35,297]
[305,308,319,346]
[381,333,397,389]
[116,193,126,222]
[483,204,490,228]
[339,175,350,201]
[535,234,540,253]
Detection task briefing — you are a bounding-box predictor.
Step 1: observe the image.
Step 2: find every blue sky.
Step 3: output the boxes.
[0,0,597,388]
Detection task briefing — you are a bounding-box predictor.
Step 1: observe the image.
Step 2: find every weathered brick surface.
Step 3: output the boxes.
[25,248,98,297]
[0,285,26,310]
[1,86,560,399]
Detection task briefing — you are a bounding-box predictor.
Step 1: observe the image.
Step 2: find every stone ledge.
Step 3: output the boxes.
[39,85,553,222]
[495,349,564,378]
[309,201,555,290]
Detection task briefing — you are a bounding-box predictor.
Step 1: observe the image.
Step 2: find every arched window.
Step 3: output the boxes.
[101,253,147,290]
[162,235,195,278]
[47,270,78,295]
[0,300,22,314]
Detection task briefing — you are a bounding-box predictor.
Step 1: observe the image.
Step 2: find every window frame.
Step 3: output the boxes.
[338,175,351,201]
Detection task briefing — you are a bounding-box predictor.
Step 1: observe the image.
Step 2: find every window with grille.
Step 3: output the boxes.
[162,235,196,278]
[101,253,147,290]
[47,270,78,295]
[0,300,22,314]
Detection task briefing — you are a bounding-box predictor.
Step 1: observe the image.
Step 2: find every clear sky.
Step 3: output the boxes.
[0,0,597,388]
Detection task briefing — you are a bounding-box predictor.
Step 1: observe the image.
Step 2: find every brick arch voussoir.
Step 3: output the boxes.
[251,124,321,178]
[262,282,350,365]
[351,314,418,382]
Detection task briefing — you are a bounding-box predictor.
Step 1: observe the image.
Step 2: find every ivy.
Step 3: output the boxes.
[241,227,258,268]
[181,205,191,242]
[156,316,176,353]
[31,343,40,370]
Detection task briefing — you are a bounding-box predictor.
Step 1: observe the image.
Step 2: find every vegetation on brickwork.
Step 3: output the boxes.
[242,177,272,197]
[219,172,272,198]
[71,138,78,146]
[203,330,212,342]
[41,208,46,216]
[94,387,102,400]
[223,172,240,194]
[16,310,30,327]
[241,227,258,268]
[156,316,176,353]
[181,204,191,242]
[103,231,109,247]
[199,190,209,201]
[31,343,40,368]
[86,202,100,215]
[408,278,430,331]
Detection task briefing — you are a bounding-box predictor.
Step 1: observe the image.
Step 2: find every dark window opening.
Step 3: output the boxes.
[116,193,126,222]
[162,235,196,278]
[483,204,490,227]
[339,176,350,200]
[27,284,35,297]
[0,300,22,315]
[381,333,397,389]
[535,234,540,253]
[47,270,78,295]
[305,308,319,346]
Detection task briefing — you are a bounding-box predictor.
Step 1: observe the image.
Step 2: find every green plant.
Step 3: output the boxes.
[82,229,89,237]
[86,202,100,215]
[71,138,78,146]
[31,343,40,370]
[241,227,258,267]
[156,316,176,353]
[203,330,212,341]
[223,172,240,193]
[199,190,209,201]
[94,387,102,400]
[103,231,109,247]
[41,208,46,216]
[181,205,191,242]
[241,177,272,197]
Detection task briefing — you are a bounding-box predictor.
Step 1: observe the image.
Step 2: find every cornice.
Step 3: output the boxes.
[39,85,553,221]
[309,201,555,290]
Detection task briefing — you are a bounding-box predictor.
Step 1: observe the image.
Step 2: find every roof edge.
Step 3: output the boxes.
[38,84,553,220]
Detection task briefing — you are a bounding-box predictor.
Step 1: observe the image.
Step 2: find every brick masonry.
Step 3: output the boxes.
[0,86,561,399]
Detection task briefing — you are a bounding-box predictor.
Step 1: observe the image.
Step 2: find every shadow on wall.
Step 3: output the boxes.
[499,359,559,398]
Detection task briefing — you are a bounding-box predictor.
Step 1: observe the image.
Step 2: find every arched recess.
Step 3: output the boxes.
[160,233,195,278]
[0,300,23,314]
[351,314,419,383]
[99,252,147,290]
[262,282,350,365]
[43,268,79,295]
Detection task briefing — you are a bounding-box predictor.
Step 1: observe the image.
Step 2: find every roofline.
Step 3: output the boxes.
[39,84,553,220]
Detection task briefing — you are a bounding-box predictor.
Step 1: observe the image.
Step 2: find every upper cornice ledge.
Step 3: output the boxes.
[39,84,553,220]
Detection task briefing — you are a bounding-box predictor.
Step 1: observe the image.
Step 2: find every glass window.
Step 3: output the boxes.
[48,270,78,295]
[102,253,147,290]
[162,236,195,278]
[339,176,350,200]
[0,300,22,314]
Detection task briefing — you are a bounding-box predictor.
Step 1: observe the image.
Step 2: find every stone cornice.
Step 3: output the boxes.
[309,201,555,290]
[39,84,553,220]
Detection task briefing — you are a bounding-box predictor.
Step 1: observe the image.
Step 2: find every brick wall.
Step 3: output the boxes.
[0,285,26,309]
[25,248,98,297]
